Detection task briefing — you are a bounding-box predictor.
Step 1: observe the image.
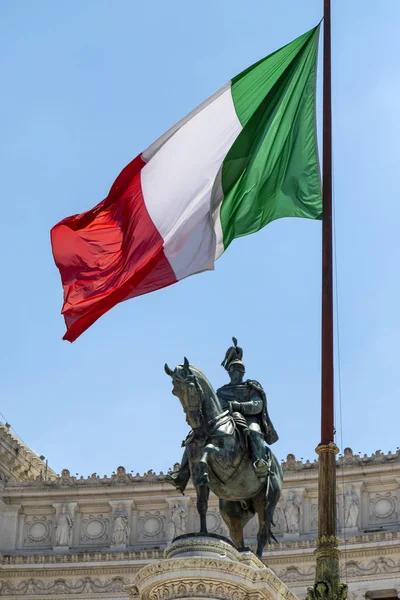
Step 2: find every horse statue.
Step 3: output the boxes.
[164,357,283,558]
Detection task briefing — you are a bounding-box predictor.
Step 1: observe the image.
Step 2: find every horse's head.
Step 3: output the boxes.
[164,357,204,429]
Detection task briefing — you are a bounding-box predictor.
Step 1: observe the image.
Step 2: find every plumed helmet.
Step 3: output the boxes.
[221,337,245,371]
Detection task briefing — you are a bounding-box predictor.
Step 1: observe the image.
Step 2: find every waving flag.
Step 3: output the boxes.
[51,26,321,342]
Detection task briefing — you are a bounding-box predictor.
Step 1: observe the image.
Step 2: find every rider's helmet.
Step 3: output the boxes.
[221,337,244,372]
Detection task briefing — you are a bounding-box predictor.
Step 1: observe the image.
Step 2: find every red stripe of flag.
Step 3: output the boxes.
[51,154,177,342]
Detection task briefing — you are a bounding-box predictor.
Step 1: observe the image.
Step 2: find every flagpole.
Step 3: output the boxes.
[308,1,347,598]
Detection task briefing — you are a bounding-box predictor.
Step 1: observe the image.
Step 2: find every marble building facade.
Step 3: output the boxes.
[1,422,400,600]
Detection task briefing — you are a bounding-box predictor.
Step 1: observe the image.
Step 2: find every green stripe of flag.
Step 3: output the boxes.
[220,26,322,249]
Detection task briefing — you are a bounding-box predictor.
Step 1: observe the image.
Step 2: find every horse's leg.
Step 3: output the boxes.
[253,471,281,558]
[253,487,270,559]
[196,443,218,486]
[219,499,247,550]
[196,485,210,534]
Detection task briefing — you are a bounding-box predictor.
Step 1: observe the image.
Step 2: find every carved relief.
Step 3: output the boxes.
[343,485,359,528]
[139,511,166,541]
[369,493,398,522]
[147,580,247,600]
[59,469,75,485]
[0,576,129,596]
[283,453,304,471]
[111,465,132,484]
[275,565,315,583]
[23,516,52,546]
[345,556,400,576]
[311,503,318,529]
[54,505,73,547]
[339,447,361,467]
[80,514,110,544]
[248,512,260,537]
[283,491,302,534]
[169,502,187,538]
[111,504,130,546]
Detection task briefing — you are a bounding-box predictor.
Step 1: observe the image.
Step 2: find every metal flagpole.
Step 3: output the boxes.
[308,1,347,598]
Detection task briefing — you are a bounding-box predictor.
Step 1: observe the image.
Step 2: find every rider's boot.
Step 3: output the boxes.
[165,449,191,493]
[248,431,270,479]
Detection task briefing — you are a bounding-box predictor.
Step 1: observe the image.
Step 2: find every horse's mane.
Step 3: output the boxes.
[189,365,216,397]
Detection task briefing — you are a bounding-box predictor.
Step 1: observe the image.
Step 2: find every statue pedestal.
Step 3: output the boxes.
[283,532,300,541]
[342,526,358,535]
[128,533,298,600]
[53,545,70,553]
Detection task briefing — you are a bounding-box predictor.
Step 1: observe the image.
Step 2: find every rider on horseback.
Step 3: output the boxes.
[166,338,279,491]
[218,338,278,478]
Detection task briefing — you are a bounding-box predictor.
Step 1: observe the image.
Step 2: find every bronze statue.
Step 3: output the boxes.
[165,340,283,558]
[217,337,278,478]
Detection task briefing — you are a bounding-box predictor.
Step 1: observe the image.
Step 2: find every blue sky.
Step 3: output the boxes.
[1,1,399,478]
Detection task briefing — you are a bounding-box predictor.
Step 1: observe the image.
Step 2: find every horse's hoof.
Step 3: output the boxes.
[165,474,183,492]
[165,474,176,486]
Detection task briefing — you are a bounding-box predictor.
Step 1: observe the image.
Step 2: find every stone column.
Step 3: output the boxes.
[128,534,299,600]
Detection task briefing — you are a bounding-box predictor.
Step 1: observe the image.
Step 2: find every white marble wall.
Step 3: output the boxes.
[1,451,400,553]
[1,452,400,599]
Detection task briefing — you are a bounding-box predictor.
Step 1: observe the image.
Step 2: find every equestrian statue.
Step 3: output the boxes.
[165,338,283,558]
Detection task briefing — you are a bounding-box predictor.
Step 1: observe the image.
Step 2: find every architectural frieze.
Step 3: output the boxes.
[2,446,400,599]
[0,531,399,567]
[0,576,131,596]
[133,557,271,587]
[0,567,142,580]
[139,578,249,600]
[0,550,164,566]
[3,447,400,492]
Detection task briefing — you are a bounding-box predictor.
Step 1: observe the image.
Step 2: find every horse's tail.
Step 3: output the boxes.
[265,451,283,544]
[269,525,278,544]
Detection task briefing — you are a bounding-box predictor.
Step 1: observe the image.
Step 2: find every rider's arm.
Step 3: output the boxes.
[231,393,263,415]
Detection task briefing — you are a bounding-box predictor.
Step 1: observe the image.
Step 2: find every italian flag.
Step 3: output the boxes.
[51,26,321,342]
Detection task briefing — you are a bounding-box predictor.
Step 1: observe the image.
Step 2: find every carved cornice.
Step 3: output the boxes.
[134,557,257,587]
[1,549,164,566]
[265,529,400,552]
[4,466,167,491]
[1,551,400,590]
[134,557,299,600]
[0,576,131,596]
[0,567,142,580]
[0,422,56,487]
[1,530,399,569]
[3,447,400,491]
[282,448,400,473]
[0,423,57,483]
[271,554,400,585]
[266,543,400,567]
[2,554,398,591]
